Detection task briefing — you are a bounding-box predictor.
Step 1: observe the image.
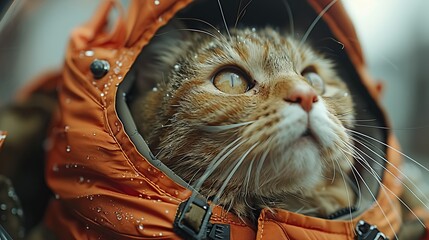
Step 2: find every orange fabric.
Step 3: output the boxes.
[13,0,406,239]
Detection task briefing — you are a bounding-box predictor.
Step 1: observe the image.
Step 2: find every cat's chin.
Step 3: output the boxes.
[245,138,324,197]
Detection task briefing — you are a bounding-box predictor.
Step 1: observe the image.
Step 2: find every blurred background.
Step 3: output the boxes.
[0,0,428,162]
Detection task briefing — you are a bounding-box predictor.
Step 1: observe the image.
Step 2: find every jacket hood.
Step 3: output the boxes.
[31,0,403,239]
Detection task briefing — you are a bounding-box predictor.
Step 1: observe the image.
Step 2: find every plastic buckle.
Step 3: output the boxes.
[208,224,230,240]
[174,195,212,240]
[355,220,389,240]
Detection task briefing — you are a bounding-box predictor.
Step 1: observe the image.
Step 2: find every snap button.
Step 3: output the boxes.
[90,59,110,79]
[355,220,388,240]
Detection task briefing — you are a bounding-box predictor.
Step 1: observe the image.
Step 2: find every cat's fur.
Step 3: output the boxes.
[130,24,357,223]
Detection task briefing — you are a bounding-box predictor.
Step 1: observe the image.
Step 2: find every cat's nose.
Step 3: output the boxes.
[284,84,319,112]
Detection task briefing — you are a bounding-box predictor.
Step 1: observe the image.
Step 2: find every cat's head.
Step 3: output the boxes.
[131,25,355,218]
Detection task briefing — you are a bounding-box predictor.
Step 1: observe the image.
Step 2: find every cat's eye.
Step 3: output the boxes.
[302,71,325,94]
[212,68,253,94]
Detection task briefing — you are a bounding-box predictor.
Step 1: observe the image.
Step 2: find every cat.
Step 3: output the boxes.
[129,19,429,240]
[130,22,358,224]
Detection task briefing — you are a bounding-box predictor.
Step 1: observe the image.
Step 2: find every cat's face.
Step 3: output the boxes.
[133,27,355,217]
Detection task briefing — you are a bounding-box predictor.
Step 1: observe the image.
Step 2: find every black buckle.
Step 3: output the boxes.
[356,220,389,240]
[174,195,212,240]
[174,195,230,240]
[208,224,230,240]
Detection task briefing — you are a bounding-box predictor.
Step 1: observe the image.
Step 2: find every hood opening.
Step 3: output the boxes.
[117,0,388,219]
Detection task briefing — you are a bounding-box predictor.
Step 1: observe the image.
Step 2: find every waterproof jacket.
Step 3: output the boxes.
[16,0,427,239]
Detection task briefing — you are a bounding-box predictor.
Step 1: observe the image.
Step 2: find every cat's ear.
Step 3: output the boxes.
[133,19,189,94]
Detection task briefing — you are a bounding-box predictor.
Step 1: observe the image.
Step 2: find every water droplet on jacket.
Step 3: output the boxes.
[148,167,151,172]
[174,190,179,195]
[113,67,121,75]
[86,226,90,230]
[55,194,60,199]
[7,189,16,199]
[159,233,163,236]
[65,98,71,104]
[66,145,71,152]
[64,125,70,132]
[165,210,169,214]
[116,213,122,221]
[115,61,123,67]
[154,0,160,5]
[100,93,105,97]
[78,176,84,183]
[17,209,23,217]
[85,50,95,57]
[96,207,102,213]
[137,223,144,230]
[53,164,59,172]
[11,208,17,215]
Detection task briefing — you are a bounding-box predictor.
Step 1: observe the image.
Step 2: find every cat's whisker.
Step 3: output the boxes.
[216,0,231,39]
[335,139,363,208]
[321,37,345,50]
[177,28,222,42]
[234,0,254,29]
[199,121,255,133]
[333,154,354,223]
[177,17,223,37]
[254,140,271,191]
[350,119,377,123]
[346,128,429,173]
[193,137,244,191]
[335,138,379,213]
[187,167,203,186]
[281,0,295,37]
[157,27,222,42]
[351,135,429,210]
[212,142,258,205]
[299,0,339,46]
[354,123,429,131]
[339,144,401,239]
[244,156,257,210]
[345,138,426,230]
[330,152,338,184]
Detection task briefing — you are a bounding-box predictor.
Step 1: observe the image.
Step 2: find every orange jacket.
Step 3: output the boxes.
[18,0,412,239]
